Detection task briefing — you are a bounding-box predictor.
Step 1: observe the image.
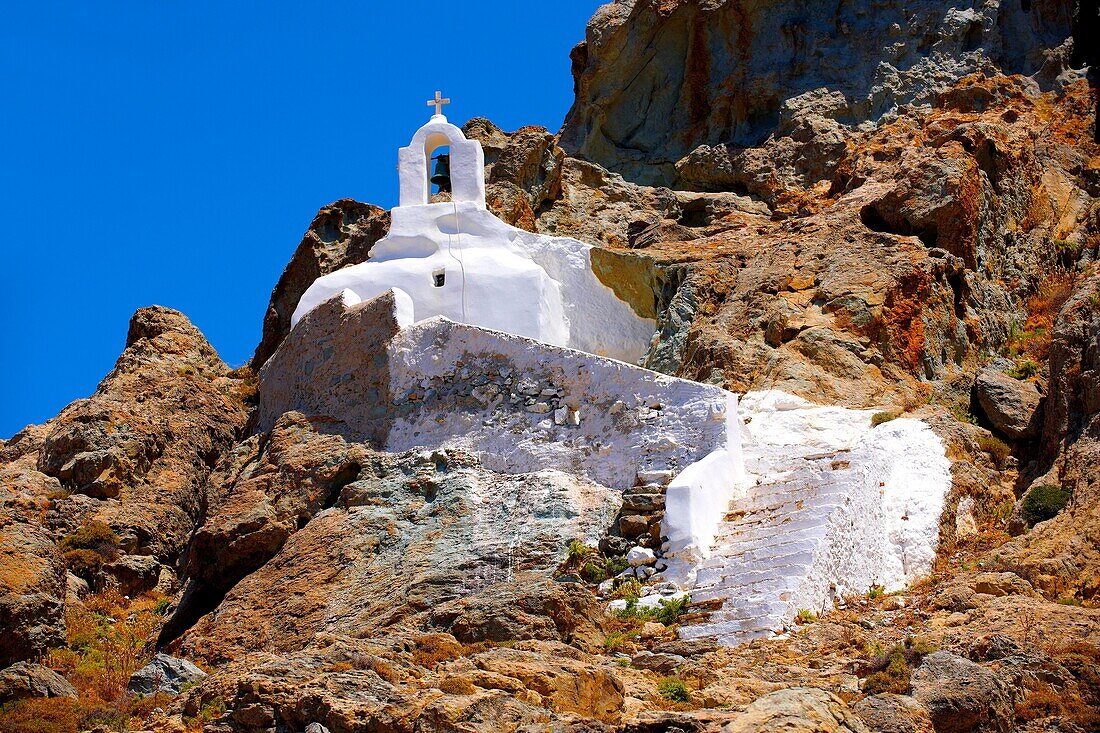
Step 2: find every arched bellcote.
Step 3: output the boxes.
[398,114,486,208]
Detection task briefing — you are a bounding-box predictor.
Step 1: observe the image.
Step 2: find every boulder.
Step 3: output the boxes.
[100,554,162,597]
[305,725,332,733]
[968,572,1035,598]
[853,693,934,733]
[629,651,684,674]
[626,546,656,567]
[974,367,1043,440]
[127,653,207,695]
[0,662,77,704]
[910,652,1013,733]
[721,687,868,733]
[618,515,649,538]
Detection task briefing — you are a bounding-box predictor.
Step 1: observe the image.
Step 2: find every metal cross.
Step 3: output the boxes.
[427,91,451,116]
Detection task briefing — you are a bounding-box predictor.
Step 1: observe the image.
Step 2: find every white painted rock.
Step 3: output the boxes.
[627,546,657,567]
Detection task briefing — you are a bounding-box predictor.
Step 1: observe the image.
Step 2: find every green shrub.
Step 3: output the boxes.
[860,638,936,694]
[871,411,898,426]
[1021,484,1069,526]
[603,631,628,652]
[657,676,690,703]
[795,608,817,624]
[867,584,886,600]
[566,539,594,565]
[654,596,690,626]
[863,647,912,694]
[604,556,628,577]
[951,404,978,425]
[1006,359,1040,380]
[976,434,1011,464]
[581,560,607,583]
[59,521,120,553]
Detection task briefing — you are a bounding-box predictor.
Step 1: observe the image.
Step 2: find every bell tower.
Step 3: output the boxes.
[397,92,486,208]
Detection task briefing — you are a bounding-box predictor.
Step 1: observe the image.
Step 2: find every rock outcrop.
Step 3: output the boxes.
[560,0,1076,186]
[38,306,251,562]
[128,653,208,695]
[0,519,65,667]
[253,199,390,368]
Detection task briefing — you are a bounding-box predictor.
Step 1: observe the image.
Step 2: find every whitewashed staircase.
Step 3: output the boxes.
[676,392,879,646]
[678,444,856,644]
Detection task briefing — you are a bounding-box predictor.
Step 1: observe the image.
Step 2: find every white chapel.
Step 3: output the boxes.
[291,93,656,363]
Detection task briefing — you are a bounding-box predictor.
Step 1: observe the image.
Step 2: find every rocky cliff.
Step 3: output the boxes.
[2,1,1100,732]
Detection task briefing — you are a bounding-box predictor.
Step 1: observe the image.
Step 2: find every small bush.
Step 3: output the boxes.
[611,578,642,602]
[867,584,886,600]
[951,404,978,425]
[0,697,127,733]
[862,647,911,694]
[63,549,104,581]
[657,676,690,703]
[198,698,227,722]
[976,434,1011,465]
[59,521,120,553]
[566,539,595,565]
[1015,683,1100,728]
[604,556,628,577]
[412,635,464,668]
[603,631,630,653]
[582,559,608,583]
[860,638,936,695]
[1006,359,1040,380]
[871,411,898,426]
[1021,484,1069,526]
[795,608,817,624]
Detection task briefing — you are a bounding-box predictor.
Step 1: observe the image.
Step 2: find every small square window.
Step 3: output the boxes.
[433,270,446,288]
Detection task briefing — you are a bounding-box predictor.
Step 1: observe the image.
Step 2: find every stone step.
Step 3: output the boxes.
[677,621,776,643]
[704,540,819,567]
[691,565,810,597]
[713,523,825,549]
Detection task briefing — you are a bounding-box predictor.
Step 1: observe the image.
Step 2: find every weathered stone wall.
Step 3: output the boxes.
[259,289,735,491]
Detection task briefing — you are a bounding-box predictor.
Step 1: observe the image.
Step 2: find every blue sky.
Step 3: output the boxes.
[0,1,600,438]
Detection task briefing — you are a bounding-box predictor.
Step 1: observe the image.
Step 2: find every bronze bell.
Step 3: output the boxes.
[430,154,451,192]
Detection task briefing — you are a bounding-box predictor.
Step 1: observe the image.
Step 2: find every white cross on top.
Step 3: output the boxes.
[427,91,451,116]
